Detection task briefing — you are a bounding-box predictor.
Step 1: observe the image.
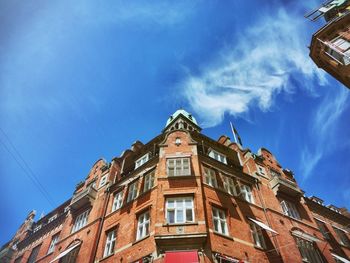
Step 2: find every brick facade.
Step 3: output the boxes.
[307,2,350,88]
[1,110,349,263]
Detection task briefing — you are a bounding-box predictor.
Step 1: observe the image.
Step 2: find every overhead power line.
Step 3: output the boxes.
[0,127,56,208]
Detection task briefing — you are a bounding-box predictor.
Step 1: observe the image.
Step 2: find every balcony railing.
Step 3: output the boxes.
[70,186,97,211]
[269,176,303,197]
[318,38,350,66]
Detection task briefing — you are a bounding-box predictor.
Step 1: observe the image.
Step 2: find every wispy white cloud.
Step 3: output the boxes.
[300,88,349,180]
[181,9,326,127]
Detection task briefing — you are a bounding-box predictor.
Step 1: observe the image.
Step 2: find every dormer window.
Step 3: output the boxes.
[33,224,42,232]
[135,153,150,169]
[208,150,227,164]
[310,196,324,205]
[329,205,341,213]
[48,214,57,223]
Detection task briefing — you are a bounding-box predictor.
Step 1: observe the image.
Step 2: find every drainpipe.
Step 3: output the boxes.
[90,185,111,263]
[255,180,281,255]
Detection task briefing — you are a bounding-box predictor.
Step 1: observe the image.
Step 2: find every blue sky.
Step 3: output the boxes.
[0,0,349,245]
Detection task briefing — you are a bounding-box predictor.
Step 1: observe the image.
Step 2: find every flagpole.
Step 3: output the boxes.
[230,121,238,144]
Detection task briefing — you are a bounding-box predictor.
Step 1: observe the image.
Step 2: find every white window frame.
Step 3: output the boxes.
[47,234,59,254]
[256,165,266,176]
[33,224,42,232]
[104,229,117,257]
[127,181,139,203]
[295,236,325,263]
[280,200,300,220]
[143,170,155,192]
[112,191,123,212]
[222,175,236,195]
[99,174,108,188]
[135,153,150,169]
[72,210,89,233]
[136,211,150,240]
[250,222,266,249]
[212,207,228,235]
[208,150,227,164]
[166,197,194,224]
[167,158,191,176]
[48,214,57,223]
[240,184,254,203]
[204,167,218,188]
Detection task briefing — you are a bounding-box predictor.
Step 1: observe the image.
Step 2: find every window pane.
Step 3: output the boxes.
[167,200,174,208]
[214,219,219,232]
[185,199,192,207]
[221,221,226,234]
[176,209,184,222]
[176,199,184,208]
[186,209,193,222]
[168,210,175,223]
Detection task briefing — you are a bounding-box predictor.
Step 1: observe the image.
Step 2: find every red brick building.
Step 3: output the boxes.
[306,0,350,88]
[1,110,350,263]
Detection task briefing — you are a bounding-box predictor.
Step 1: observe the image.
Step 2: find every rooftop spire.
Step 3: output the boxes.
[163,109,201,133]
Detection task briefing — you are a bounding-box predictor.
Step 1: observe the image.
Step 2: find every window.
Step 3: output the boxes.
[127,181,139,202]
[175,137,181,145]
[222,175,236,195]
[212,207,228,235]
[294,236,325,263]
[329,205,341,213]
[143,170,155,192]
[99,174,108,188]
[166,197,194,224]
[136,211,150,240]
[240,184,254,203]
[256,165,266,176]
[72,210,89,233]
[249,222,266,249]
[27,244,41,263]
[104,229,117,257]
[48,214,57,223]
[167,158,190,176]
[135,153,149,169]
[204,167,217,187]
[60,243,80,263]
[209,150,227,164]
[280,200,300,220]
[33,224,42,232]
[315,219,330,240]
[64,206,70,213]
[270,169,281,178]
[47,234,59,254]
[325,37,350,65]
[333,226,350,247]
[14,256,22,263]
[112,191,123,212]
